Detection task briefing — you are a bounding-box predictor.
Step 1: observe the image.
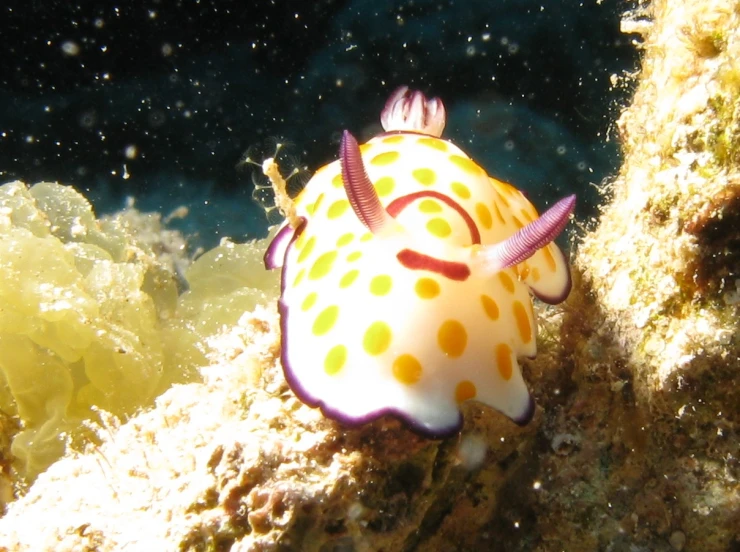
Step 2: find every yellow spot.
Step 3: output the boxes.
[370,275,392,296]
[531,267,541,282]
[324,345,347,375]
[370,151,399,166]
[417,137,448,151]
[543,245,557,271]
[312,305,339,336]
[383,134,405,144]
[496,343,513,380]
[294,230,308,250]
[363,321,392,356]
[499,181,519,196]
[438,320,467,358]
[455,380,477,403]
[309,251,337,280]
[346,251,362,262]
[292,268,305,288]
[413,168,436,186]
[332,173,344,188]
[327,199,350,219]
[392,354,423,385]
[339,269,359,288]
[481,295,499,320]
[475,202,493,229]
[415,277,440,299]
[513,300,532,343]
[449,155,484,177]
[498,272,515,294]
[313,193,326,213]
[375,176,395,197]
[427,217,452,238]
[307,193,325,215]
[451,181,471,199]
[359,143,373,154]
[495,189,510,208]
[493,202,506,225]
[360,232,373,242]
[297,236,316,263]
[419,199,442,213]
[512,215,524,230]
[336,233,354,247]
[301,292,318,311]
[519,263,531,280]
[520,208,535,223]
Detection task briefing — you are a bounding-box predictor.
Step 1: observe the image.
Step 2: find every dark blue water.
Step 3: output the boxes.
[0,0,637,251]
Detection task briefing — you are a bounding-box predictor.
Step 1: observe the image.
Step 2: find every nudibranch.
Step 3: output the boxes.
[264,86,575,437]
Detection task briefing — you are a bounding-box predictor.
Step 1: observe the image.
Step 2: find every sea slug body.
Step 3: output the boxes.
[264,86,575,437]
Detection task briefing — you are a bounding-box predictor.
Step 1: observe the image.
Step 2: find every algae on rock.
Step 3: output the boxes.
[0,180,279,486]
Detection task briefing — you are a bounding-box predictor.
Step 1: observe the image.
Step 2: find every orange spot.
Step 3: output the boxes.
[413,168,436,186]
[498,180,519,196]
[392,354,423,385]
[495,189,510,208]
[495,343,513,380]
[415,278,440,299]
[370,151,399,166]
[480,295,499,320]
[519,263,531,280]
[520,208,535,223]
[512,215,525,230]
[455,380,477,403]
[375,176,395,197]
[475,202,493,229]
[493,202,506,225]
[513,300,533,343]
[498,272,515,294]
[449,155,484,177]
[438,320,467,357]
[531,267,541,282]
[383,134,405,144]
[451,182,471,199]
[543,245,557,271]
[417,137,448,151]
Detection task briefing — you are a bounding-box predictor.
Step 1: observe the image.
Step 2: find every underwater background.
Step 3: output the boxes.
[1,0,637,250]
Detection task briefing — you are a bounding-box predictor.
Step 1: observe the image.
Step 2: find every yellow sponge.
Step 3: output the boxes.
[0,181,178,479]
